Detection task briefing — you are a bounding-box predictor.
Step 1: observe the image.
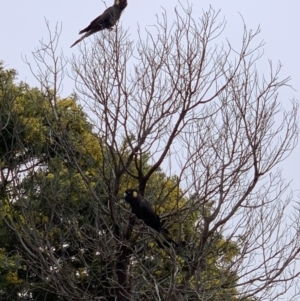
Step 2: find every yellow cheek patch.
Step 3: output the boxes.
[133,191,138,197]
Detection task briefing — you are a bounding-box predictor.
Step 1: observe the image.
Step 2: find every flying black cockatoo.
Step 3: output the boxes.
[124,188,178,247]
[70,0,127,48]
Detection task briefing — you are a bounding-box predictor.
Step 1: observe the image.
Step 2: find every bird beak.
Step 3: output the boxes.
[123,192,127,197]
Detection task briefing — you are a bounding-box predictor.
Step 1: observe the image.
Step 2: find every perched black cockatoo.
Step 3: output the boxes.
[124,188,178,247]
[71,0,127,48]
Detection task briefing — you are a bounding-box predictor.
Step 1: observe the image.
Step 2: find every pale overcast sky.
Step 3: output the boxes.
[0,0,299,298]
[1,0,298,189]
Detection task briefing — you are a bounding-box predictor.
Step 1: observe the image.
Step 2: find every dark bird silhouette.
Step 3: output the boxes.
[124,188,178,247]
[71,0,127,48]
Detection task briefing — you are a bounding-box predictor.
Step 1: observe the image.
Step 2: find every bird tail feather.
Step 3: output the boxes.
[70,31,93,48]
[159,228,179,247]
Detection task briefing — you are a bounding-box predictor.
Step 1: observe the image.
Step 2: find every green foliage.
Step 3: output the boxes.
[0,62,105,300]
[0,63,248,301]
